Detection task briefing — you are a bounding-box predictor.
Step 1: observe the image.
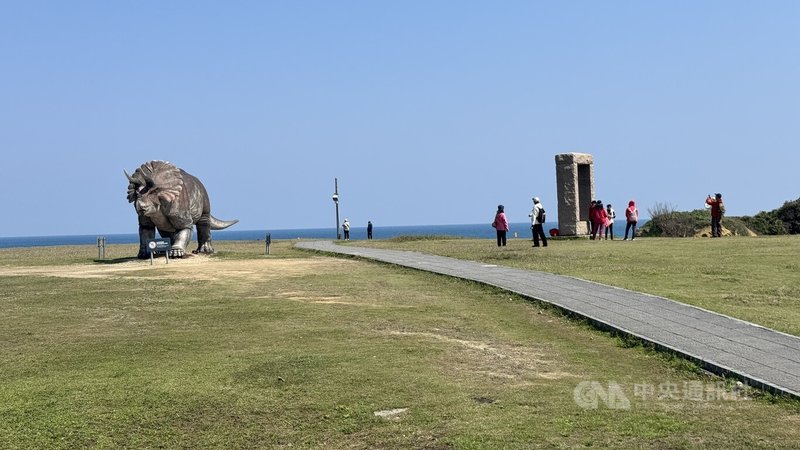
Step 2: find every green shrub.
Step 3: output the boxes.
[641,203,755,237]
[776,198,800,234]
[640,203,706,237]
[740,211,787,235]
[738,197,800,235]
[723,216,756,236]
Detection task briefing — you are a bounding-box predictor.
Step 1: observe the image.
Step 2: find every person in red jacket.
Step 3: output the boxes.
[590,200,608,240]
[706,193,724,237]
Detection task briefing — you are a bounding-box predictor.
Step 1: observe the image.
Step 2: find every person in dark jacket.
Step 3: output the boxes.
[367,221,373,239]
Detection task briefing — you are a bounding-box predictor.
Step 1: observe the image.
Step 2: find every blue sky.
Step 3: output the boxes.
[2,1,798,237]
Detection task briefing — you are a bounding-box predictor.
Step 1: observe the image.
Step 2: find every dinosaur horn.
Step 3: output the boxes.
[142,172,155,187]
[124,169,135,183]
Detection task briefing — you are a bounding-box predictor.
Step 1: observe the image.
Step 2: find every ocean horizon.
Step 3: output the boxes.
[0,220,641,249]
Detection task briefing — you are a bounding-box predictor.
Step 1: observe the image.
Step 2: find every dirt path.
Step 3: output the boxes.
[0,255,351,281]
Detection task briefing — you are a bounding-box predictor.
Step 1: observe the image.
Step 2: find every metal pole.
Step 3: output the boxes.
[335,178,341,240]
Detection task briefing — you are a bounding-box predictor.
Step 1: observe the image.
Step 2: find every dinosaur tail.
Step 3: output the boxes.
[209,215,239,230]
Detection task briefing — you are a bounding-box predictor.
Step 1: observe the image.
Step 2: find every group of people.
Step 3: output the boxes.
[341,219,373,240]
[588,200,639,241]
[492,197,642,247]
[492,197,549,247]
[589,200,612,240]
[348,193,723,246]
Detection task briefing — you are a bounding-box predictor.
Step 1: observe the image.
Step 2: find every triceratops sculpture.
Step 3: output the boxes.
[125,160,238,258]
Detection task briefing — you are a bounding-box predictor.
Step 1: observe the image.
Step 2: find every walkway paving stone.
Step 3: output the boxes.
[296,240,800,398]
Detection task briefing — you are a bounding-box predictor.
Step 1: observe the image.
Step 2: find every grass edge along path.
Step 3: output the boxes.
[346,235,800,337]
[296,240,800,400]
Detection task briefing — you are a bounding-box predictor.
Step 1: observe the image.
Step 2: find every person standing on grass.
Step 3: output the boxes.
[367,221,373,239]
[624,200,638,240]
[342,219,351,240]
[605,203,616,240]
[529,197,548,247]
[591,201,608,240]
[492,204,509,247]
[706,193,724,237]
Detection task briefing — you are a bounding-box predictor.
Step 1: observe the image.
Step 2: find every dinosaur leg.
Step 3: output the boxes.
[138,225,156,259]
[194,221,214,254]
[168,228,192,258]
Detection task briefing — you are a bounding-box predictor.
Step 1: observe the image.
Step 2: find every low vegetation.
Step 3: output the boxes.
[641,197,800,237]
[640,203,753,237]
[740,197,800,235]
[1,240,799,449]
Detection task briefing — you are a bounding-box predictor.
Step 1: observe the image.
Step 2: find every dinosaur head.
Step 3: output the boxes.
[125,161,184,217]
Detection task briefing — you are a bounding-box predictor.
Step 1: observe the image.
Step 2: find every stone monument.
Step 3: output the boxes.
[555,153,594,236]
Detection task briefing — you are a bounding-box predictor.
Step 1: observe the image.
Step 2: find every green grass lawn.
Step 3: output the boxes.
[354,235,800,337]
[1,240,799,449]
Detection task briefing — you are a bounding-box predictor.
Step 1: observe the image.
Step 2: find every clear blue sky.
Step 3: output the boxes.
[2,1,798,237]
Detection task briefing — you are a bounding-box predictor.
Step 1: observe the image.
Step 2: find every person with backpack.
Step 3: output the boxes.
[706,193,724,237]
[624,200,639,240]
[605,203,616,240]
[529,197,548,247]
[492,204,509,247]
[342,219,351,240]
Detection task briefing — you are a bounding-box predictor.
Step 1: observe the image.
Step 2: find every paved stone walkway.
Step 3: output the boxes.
[296,240,800,398]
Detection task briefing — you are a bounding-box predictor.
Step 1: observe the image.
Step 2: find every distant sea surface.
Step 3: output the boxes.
[0,221,638,249]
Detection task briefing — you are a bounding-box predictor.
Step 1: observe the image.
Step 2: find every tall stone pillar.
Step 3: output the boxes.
[555,153,594,236]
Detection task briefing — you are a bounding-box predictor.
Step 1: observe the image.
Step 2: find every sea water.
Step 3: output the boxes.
[0,220,639,249]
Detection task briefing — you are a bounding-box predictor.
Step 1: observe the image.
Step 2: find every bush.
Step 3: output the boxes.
[739,197,800,235]
[640,203,705,237]
[776,198,800,234]
[640,203,755,237]
[740,211,787,235]
[722,217,757,236]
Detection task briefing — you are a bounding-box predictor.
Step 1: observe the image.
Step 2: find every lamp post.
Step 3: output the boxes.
[332,178,341,240]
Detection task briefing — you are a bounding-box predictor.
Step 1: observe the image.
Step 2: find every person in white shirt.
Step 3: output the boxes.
[529,197,548,247]
[605,204,616,240]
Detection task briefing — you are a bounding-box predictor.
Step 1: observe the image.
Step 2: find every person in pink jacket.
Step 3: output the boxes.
[492,204,509,247]
[590,201,608,240]
[624,200,639,240]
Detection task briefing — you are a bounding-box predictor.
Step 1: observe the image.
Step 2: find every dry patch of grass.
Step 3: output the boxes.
[1,240,800,449]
